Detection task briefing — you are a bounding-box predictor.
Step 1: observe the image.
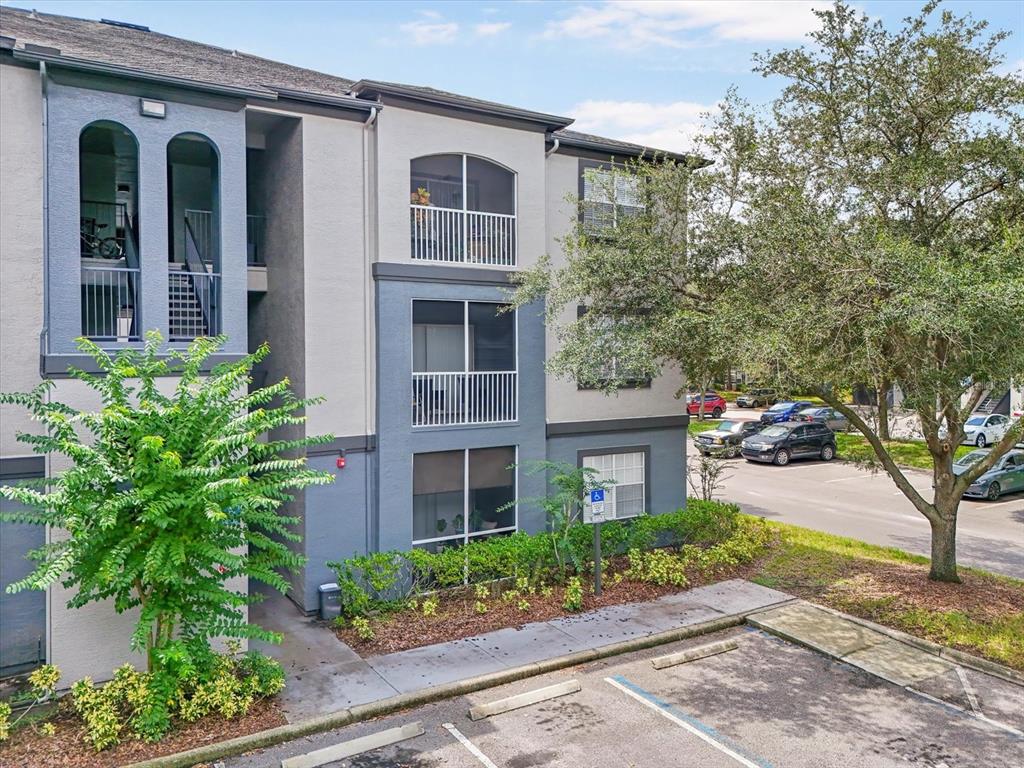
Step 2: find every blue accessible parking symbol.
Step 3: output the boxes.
[589,489,605,504]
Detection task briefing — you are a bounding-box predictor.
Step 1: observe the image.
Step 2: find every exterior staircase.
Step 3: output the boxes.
[168,269,207,340]
[976,388,1010,415]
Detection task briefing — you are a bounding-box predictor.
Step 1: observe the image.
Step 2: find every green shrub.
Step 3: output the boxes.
[327,501,747,617]
[351,617,374,642]
[0,701,10,743]
[70,648,284,751]
[563,576,584,612]
[625,548,689,587]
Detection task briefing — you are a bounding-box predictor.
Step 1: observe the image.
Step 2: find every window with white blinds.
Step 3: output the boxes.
[582,451,646,519]
[582,167,644,232]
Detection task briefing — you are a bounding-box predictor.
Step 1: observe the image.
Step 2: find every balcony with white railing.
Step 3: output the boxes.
[81,263,140,342]
[410,154,517,267]
[412,371,518,427]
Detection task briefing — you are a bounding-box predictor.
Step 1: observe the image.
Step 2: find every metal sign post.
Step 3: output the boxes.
[587,489,607,596]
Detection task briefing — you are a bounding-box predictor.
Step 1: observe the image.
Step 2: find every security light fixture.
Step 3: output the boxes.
[140,99,166,118]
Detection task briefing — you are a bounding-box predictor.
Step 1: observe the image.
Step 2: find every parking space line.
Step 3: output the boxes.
[442,723,499,768]
[605,676,774,768]
[955,666,981,714]
[905,687,1023,739]
[824,475,866,484]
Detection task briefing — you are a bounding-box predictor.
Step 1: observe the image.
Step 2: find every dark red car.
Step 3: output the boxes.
[686,391,727,418]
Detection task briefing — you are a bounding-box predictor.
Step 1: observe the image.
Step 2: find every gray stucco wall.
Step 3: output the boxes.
[45,74,248,355]
[546,426,687,516]
[375,274,548,552]
[0,62,44,457]
[297,449,376,612]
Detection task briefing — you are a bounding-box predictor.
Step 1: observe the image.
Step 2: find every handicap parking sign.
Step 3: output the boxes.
[586,488,609,523]
[590,489,605,504]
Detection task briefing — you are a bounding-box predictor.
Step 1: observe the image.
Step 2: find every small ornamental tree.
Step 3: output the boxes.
[0,332,334,671]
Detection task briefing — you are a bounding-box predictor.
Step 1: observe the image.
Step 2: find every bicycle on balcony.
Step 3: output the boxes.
[80,218,124,260]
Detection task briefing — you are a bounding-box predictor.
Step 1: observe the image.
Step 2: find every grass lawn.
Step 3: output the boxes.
[835,433,972,470]
[688,419,723,436]
[751,520,1024,671]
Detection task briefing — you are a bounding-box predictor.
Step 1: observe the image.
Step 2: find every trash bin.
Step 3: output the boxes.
[318,582,342,621]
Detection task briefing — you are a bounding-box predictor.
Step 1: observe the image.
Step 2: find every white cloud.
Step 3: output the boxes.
[475,21,512,36]
[545,0,834,48]
[401,19,460,45]
[568,99,717,153]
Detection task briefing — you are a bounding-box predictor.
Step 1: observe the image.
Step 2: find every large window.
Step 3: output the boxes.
[410,154,517,265]
[581,162,644,233]
[412,300,517,426]
[575,305,651,389]
[413,446,517,550]
[582,450,647,519]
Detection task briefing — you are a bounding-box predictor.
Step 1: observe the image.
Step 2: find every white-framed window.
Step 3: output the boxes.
[412,446,518,550]
[582,450,646,519]
[582,165,644,232]
[575,306,651,388]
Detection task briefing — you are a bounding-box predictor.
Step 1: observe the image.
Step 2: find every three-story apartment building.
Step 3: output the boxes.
[0,7,692,683]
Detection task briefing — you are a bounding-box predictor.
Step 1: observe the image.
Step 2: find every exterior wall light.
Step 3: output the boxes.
[140,99,166,118]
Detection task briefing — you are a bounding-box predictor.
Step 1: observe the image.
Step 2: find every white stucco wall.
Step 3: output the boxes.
[0,62,44,457]
[543,152,684,424]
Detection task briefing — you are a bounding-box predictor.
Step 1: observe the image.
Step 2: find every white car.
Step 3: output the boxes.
[942,413,1013,448]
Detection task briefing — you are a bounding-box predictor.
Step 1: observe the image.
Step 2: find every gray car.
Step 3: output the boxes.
[795,406,850,432]
[953,449,1024,500]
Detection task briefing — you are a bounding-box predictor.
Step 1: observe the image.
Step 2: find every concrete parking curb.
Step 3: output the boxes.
[749,600,1024,688]
[123,611,761,768]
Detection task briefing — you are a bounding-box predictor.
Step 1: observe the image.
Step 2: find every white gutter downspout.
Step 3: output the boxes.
[361,105,378,554]
[545,136,560,158]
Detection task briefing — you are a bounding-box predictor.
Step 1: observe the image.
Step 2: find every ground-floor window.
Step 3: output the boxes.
[582,449,647,519]
[413,445,517,550]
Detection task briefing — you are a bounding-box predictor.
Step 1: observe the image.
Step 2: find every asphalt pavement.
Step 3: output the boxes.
[698,410,1024,579]
[225,626,1023,768]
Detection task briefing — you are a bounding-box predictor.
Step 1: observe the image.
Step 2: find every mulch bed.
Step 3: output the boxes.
[0,698,285,768]
[335,555,767,656]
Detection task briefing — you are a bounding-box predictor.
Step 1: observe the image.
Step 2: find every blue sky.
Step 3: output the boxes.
[4,1,1021,152]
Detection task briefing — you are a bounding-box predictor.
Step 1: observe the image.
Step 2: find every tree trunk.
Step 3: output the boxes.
[927,513,960,583]
[877,377,891,442]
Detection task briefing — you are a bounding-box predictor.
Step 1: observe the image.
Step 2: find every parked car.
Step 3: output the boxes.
[741,421,837,465]
[939,412,1012,448]
[953,449,1024,500]
[736,388,778,409]
[686,391,727,418]
[693,419,763,458]
[796,406,850,432]
[759,400,815,425]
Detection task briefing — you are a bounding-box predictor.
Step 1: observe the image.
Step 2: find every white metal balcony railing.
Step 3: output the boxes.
[81,264,140,341]
[169,265,220,340]
[412,371,518,427]
[410,205,516,266]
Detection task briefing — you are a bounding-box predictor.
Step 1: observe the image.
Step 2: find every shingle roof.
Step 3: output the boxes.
[0,5,355,100]
[553,129,706,165]
[350,79,573,130]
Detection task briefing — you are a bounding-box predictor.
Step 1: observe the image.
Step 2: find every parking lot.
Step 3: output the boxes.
[690,409,1024,579]
[226,627,1024,768]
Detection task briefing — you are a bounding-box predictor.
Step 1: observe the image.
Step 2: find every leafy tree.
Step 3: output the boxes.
[735,1,1024,582]
[0,332,334,669]
[510,96,756,414]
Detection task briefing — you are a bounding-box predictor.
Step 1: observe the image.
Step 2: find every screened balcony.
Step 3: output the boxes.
[410,154,516,267]
[412,300,517,427]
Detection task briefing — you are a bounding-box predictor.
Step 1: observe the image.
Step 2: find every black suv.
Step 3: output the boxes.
[693,420,762,458]
[741,421,836,465]
[736,388,778,409]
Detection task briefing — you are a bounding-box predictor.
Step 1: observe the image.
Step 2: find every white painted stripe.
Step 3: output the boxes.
[824,476,867,484]
[954,666,981,714]
[906,687,1023,738]
[746,491,765,498]
[604,677,768,768]
[442,722,499,768]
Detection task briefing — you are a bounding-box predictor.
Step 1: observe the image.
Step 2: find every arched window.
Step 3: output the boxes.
[79,121,140,341]
[410,154,516,266]
[167,133,220,339]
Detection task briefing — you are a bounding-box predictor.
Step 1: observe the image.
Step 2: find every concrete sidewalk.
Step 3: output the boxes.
[257,579,793,721]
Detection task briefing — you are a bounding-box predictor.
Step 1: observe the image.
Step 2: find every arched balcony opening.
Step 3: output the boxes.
[79,121,140,341]
[167,133,220,339]
[410,154,516,266]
